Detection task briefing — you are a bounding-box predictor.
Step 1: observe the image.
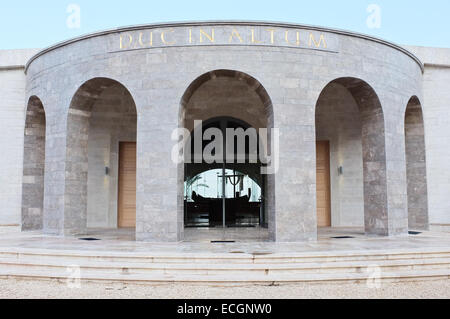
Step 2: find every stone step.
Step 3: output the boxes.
[0,267,448,284]
[0,257,449,277]
[1,249,450,265]
[1,246,449,283]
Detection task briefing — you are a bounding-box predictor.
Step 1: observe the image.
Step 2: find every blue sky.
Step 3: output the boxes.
[1,0,449,49]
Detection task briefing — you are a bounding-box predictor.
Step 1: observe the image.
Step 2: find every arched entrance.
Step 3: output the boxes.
[315,78,388,235]
[180,70,274,241]
[22,96,46,230]
[405,96,429,230]
[65,78,137,235]
[184,117,265,229]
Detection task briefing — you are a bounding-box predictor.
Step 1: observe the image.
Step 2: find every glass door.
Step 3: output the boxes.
[184,117,264,229]
[184,166,262,228]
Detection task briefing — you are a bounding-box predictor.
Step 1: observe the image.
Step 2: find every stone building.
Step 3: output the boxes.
[0,21,449,242]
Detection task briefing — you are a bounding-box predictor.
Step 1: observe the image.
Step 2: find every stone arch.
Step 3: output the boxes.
[315,77,388,235]
[179,69,275,238]
[22,96,46,230]
[180,69,274,130]
[404,96,429,230]
[65,77,137,235]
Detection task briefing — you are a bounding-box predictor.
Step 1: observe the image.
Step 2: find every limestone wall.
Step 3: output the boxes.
[405,45,450,231]
[0,49,40,226]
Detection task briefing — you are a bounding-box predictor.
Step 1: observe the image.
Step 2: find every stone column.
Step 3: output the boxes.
[43,93,91,236]
[405,99,428,230]
[360,101,390,236]
[135,91,182,242]
[42,99,70,236]
[383,104,409,236]
[21,97,46,230]
[273,96,317,242]
[63,107,90,235]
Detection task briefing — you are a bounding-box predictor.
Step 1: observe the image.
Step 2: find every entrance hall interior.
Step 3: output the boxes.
[315,81,365,230]
[66,78,138,234]
[183,117,270,242]
[180,70,273,242]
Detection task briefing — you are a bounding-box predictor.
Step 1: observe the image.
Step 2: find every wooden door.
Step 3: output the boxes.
[316,141,331,227]
[118,142,136,228]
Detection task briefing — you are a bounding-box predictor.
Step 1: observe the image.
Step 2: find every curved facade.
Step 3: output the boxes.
[19,21,429,242]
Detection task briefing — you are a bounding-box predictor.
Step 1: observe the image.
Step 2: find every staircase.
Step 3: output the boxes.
[0,248,449,284]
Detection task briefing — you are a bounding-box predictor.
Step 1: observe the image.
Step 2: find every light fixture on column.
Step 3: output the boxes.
[337,166,343,176]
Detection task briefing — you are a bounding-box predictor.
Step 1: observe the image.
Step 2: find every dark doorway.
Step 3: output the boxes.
[184,117,266,229]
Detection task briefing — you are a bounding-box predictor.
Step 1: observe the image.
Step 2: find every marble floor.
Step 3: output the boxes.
[183,226,271,242]
[83,226,367,242]
[0,227,449,256]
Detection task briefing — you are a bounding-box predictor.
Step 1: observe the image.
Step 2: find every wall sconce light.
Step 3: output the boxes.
[105,167,110,175]
[337,166,343,176]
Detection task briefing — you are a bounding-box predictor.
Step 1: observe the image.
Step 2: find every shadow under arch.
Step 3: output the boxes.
[315,77,389,235]
[184,116,266,186]
[179,70,274,238]
[180,69,273,124]
[63,77,138,235]
[22,96,46,231]
[404,95,429,230]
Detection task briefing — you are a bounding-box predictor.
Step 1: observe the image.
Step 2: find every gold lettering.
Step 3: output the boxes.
[266,29,275,44]
[120,34,133,49]
[200,29,215,43]
[251,29,262,44]
[309,33,327,48]
[119,28,331,50]
[161,29,176,45]
[229,29,243,43]
[139,32,153,47]
[285,30,295,45]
